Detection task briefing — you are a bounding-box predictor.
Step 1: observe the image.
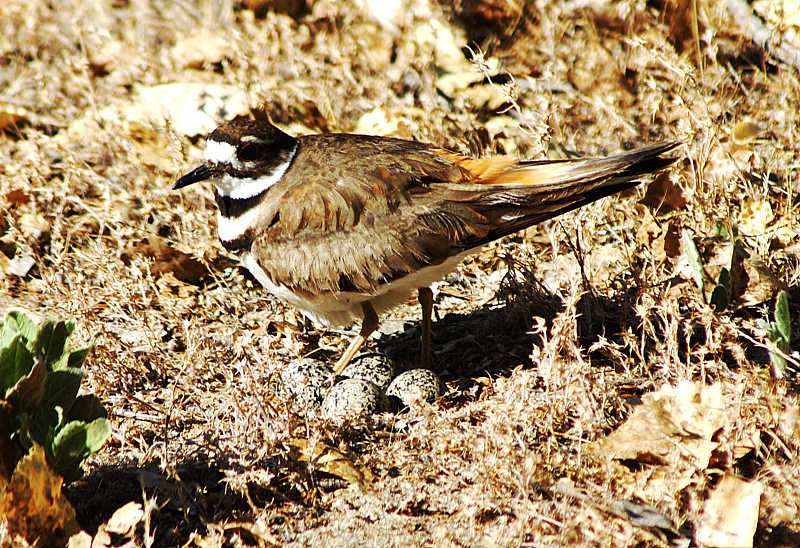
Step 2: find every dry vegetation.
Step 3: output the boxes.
[1,0,799,546]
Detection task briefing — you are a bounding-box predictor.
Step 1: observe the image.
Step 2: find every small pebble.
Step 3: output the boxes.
[340,353,395,391]
[280,358,332,410]
[321,379,385,422]
[386,369,443,408]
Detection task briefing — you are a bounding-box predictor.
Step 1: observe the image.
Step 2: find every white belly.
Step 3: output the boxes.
[240,250,473,327]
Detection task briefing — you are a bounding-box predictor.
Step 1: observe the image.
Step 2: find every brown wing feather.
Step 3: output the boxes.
[251,136,680,295]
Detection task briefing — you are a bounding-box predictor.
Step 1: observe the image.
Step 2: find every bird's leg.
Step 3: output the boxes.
[418,287,433,369]
[332,301,379,377]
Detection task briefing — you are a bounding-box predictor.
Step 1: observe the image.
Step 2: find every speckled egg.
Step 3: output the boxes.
[280,358,332,410]
[340,353,396,391]
[321,379,386,422]
[386,369,443,408]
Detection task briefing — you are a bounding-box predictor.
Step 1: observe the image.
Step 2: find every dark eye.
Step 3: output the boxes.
[236,142,260,162]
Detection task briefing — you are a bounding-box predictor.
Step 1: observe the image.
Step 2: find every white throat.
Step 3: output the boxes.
[205,140,297,200]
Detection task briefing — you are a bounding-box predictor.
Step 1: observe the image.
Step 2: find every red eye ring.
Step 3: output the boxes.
[236,142,260,162]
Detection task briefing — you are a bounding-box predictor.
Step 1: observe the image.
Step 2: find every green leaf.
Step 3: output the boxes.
[717,267,732,292]
[43,368,84,415]
[714,220,729,239]
[83,417,111,453]
[710,282,730,313]
[0,310,39,348]
[65,394,108,424]
[67,344,92,369]
[51,421,91,482]
[50,418,110,482]
[6,354,47,408]
[0,309,107,484]
[711,267,732,312]
[32,320,75,369]
[775,291,791,345]
[682,230,705,300]
[770,351,787,380]
[1,335,35,397]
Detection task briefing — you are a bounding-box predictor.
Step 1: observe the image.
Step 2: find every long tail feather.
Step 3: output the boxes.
[483,141,682,189]
[437,141,682,250]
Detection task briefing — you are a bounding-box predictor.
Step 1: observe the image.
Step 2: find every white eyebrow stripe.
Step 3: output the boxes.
[204,140,237,164]
[213,143,297,200]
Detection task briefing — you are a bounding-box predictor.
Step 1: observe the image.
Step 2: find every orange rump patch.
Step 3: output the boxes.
[434,150,517,181]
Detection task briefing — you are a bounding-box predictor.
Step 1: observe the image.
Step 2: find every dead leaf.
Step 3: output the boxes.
[739,198,774,236]
[120,237,210,283]
[674,236,782,307]
[0,103,29,134]
[0,444,80,545]
[696,475,762,548]
[640,172,687,214]
[664,0,695,53]
[66,531,93,548]
[5,189,29,206]
[4,254,35,278]
[733,120,764,143]
[354,108,400,136]
[290,438,375,489]
[593,381,726,467]
[18,212,50,245]
[132,83,249,137]
[243,0,308,18]
[105,501,144,536]
[172,32,228,69]
[451,0,523,38]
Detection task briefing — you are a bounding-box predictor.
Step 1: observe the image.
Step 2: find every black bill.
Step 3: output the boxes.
[173,164,214,190]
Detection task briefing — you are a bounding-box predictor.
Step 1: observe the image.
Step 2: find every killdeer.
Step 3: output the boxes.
[175,115,679,375]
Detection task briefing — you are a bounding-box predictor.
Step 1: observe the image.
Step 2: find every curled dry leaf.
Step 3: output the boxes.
[0,444,80,546]
[732,120,764,143]
[451,0,524,38]
[120,236,210,283]
[105,501,144,536]
[639,172,687,214]
[593,381,726,467]
[290,438,375,489]
[4,189,29,206]
[696,474,762,548]
[739,197,774,236]
[636,213,667,261]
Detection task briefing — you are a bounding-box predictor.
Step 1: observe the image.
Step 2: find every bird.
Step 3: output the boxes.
[174,115,679,375]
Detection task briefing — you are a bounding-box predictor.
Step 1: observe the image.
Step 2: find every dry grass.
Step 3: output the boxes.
[1,0,799,546]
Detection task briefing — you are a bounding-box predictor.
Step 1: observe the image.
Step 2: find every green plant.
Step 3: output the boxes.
[759,291,792,379]
[684,222,746,312]
[0,310,110,482]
